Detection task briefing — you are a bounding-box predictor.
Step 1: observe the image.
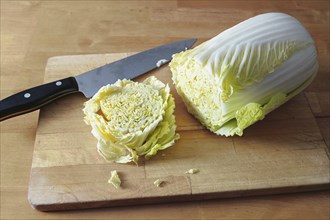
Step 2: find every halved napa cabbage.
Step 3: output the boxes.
[170,13,318,136]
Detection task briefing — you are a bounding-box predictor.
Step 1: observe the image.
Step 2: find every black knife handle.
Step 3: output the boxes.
[0,77,79,121]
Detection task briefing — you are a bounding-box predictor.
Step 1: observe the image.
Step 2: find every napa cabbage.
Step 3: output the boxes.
[170,13,318,136]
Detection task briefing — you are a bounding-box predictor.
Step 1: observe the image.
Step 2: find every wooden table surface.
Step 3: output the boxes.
[1,1,329,219]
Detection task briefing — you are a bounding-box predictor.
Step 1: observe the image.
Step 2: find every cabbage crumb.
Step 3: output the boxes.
[153,179,164,187]
[185,168,199,174]
[83,76,179,164]
[156,59,168,67]
[108,170,121,189]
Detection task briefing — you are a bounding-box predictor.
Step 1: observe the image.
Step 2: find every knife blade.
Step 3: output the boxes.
[0,38,197,121]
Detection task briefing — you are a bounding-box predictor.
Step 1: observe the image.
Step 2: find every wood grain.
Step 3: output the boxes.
[1,0,329,219]
[27,53,330,211]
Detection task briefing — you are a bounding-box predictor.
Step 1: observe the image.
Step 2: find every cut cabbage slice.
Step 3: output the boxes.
[83,76,179,164]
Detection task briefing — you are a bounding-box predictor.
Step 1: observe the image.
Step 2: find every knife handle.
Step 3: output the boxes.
[0,77,79,121]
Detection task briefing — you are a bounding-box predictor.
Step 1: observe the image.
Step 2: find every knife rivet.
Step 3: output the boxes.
[56,81,62,86]
[24,93,31,98]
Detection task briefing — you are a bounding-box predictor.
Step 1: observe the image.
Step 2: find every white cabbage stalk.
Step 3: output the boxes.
[83,76,179,164]
[170,13,318,136]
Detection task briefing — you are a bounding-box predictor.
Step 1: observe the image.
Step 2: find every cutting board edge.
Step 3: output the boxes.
[28,182,330,212]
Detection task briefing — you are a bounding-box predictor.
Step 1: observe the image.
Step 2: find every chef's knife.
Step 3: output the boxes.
[0,39,197,121]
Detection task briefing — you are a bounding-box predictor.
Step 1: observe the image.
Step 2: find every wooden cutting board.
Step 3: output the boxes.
[28,53,330,211]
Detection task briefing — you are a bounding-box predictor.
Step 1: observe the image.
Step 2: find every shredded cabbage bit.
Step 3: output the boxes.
[108,170,121,189]
[170,13,318,136]
[83,76,179,164]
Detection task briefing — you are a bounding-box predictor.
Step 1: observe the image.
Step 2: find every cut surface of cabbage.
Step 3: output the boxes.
[170,13,318,136]
[83,76,179,164]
